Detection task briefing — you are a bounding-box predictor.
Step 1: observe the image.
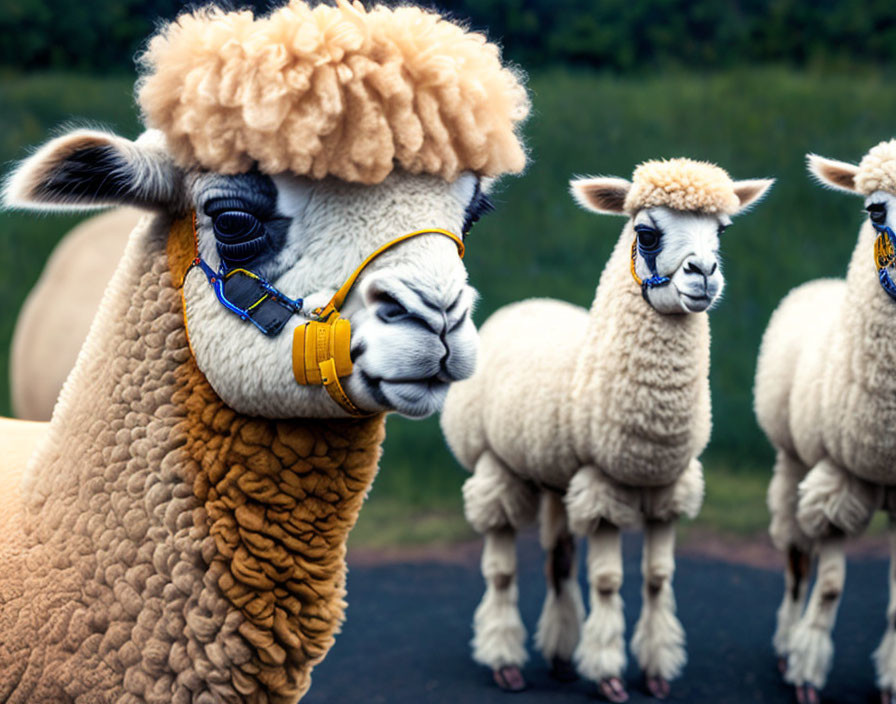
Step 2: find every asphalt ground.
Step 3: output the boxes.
[304,533,890,704]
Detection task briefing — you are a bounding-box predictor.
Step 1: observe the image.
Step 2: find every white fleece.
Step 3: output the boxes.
[756,223,896,546]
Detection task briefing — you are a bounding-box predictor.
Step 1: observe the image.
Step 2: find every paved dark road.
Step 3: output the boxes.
[305,534,888,704]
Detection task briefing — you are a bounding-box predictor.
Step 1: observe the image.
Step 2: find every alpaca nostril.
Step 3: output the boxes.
[684,260,716,277]
[373,291,410,323]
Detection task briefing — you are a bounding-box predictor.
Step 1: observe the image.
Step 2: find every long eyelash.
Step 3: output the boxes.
[462,181,496,236]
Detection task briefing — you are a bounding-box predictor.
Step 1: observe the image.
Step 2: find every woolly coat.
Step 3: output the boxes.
[11,208,137,421]
[757,221,896,549]
[441,226,708,532]
[0,214,385,703]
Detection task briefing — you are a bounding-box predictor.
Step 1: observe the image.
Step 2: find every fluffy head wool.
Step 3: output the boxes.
[136,0,530,184]
[856,139,896,196]
[624,158,740,215]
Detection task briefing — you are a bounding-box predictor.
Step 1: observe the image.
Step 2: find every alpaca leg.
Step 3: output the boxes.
[472,528,528,691]
[785,534,846,704]
[768,450,812,670]
[774,545,811,674]
[463,450,538,691]
[631,520,683,699]
[874,515,896,703]
[535,492,585,682]
[575,522,628,702]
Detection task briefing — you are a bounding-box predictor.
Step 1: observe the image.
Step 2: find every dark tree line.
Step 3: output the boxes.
[1,0,894,73]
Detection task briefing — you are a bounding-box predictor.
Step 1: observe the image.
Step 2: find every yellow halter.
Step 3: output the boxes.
[293,229,464,416]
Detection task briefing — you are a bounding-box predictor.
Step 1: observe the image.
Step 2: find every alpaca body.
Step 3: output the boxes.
[442,159,771,698]
[11,208,137,421]
[759,226,896,489]
[444,233,710,498]
[444,297,586,487]
[757,144,896,701]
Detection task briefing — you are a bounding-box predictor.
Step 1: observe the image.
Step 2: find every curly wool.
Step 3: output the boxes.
[137,0,530,184]
[624,158,740,215]
[855,139,896,196]
[0,214,387,702]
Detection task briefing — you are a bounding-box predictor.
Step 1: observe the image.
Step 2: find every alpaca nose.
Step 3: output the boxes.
[683,256,717,278]
[366,276,467,335]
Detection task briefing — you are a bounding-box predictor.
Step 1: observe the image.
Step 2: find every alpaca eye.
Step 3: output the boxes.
[211,211,270,265]
[635,225,661,252]
[718,224,729,236]
[867,203,888,226]
[213,211,262,243]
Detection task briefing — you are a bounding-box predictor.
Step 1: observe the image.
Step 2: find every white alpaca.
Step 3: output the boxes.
[0,2,529,701]
[441,158,773,699]
[11,207,137,420]
[756,140,896,704]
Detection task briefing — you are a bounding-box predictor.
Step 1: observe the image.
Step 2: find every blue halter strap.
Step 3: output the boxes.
[630,226,670,299]
[191,256,304,336]
[873,223,896,302]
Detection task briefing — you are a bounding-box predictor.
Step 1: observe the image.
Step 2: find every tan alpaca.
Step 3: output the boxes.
[757,140,896,704]
[11,208,137,420]
[441,158,772,700]
[0,2,528,701]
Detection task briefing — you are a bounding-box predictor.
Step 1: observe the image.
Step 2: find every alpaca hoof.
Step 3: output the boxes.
[795,683,820,704]
[599,677,629,702]
[493,666,526,692]
[778,657,788,676]
[646,676,671,700]
[550,656,578,682]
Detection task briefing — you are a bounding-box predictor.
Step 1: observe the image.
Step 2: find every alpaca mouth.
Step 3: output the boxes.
[680,291,712,312]
[359,370,450,416]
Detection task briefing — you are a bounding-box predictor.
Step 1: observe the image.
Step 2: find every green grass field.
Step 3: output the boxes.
[3,66,896,543]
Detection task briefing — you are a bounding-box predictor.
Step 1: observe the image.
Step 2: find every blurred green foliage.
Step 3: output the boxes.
[2,1,896,74]
[2,67,893,519]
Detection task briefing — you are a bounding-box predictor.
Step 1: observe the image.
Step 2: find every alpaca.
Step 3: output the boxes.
[11,207,137,420]
[0,2,529,701]
[756,140,896,704]
[441,158,772,700]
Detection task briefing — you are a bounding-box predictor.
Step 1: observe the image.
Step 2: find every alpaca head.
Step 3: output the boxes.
[809,140,896,240]
[570,158,773,314]
[2,1,529,420]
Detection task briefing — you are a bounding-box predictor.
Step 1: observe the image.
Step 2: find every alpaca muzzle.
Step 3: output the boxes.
[292,229,464,416]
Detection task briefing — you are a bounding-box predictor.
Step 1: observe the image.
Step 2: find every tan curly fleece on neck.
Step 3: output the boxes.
[136,0,530,184]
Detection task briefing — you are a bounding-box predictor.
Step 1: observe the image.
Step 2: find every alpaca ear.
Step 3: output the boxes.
[3,128,182,212]
[569,176,632,216]
[807,154,860,194]
[732,178,775,213]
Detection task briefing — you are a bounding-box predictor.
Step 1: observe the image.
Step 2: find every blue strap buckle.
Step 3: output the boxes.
[192,257,304,337]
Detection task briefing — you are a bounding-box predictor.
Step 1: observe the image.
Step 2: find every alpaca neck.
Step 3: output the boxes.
[12,215,385,702]
[568,227,711,486]
[822,223,896,476]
